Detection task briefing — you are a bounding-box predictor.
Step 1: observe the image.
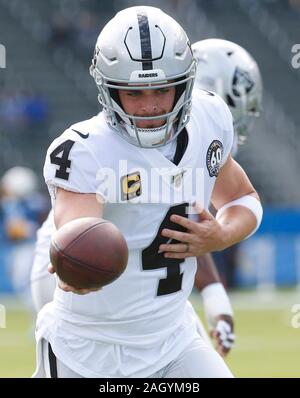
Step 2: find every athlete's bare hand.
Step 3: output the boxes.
[48,263,101,295]
[159,203,228,258]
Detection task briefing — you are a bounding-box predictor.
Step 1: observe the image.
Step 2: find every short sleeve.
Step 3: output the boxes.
[43,133,99,201]
[192,89,234,168]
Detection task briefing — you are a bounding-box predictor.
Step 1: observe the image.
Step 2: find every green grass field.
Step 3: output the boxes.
[226,308,300,377]
[1,292,300,378]
[0,304,35,377]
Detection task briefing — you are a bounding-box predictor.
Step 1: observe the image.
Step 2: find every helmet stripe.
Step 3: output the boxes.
[137,10,153,70]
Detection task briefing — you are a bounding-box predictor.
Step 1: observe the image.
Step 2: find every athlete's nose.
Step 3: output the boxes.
[136,94,165,128]
[137,92,159,115]
[140,102,159,115]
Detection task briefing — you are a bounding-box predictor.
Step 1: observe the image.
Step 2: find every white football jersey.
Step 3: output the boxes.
[35,89,233,378]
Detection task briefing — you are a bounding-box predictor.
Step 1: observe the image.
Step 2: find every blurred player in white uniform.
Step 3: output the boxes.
[191,39,263,356]
[192,39,262,156]
[31,209,56,312]
[31,38,263,358]
[1,167,40,308]
[33,7,263,378]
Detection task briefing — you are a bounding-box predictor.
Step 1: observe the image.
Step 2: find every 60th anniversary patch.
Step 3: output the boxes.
[206,140,224,177]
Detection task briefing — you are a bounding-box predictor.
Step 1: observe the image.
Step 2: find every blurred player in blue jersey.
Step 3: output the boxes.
[1,167,47,307]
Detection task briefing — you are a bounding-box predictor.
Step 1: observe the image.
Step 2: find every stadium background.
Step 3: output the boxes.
[0,0,300,378]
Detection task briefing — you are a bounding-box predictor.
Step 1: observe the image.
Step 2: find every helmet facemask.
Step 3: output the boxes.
[90,62,196,148]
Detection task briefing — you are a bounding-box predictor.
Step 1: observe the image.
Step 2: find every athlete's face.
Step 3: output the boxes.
[118,85,176,129]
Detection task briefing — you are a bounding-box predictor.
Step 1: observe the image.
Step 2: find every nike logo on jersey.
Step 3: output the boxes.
[72,129,89,139]
[202,89,215,97]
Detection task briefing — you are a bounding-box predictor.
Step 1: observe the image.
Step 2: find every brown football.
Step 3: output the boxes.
[50,217,128,289]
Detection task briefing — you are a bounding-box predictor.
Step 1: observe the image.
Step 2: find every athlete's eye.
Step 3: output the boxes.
[157,88,170,94]
[125,91,140,97]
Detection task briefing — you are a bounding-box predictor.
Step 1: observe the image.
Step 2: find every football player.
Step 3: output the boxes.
[1,167,40,308]
[191,39,263,357]
[33,7,263,378]
[192,39,262,155]
[31,39,262,359]
[30,209,56,312]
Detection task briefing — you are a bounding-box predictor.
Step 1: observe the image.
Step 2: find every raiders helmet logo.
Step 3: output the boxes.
[206,140,224,177]
[232,67,254,97]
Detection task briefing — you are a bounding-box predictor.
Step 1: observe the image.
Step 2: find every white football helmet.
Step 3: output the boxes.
[192,39,262,150]
[90,6,196,148]
[1,167,37,199]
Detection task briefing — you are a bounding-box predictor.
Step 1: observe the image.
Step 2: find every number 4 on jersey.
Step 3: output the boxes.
[50,140,75,180]
[142,203,189,296]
